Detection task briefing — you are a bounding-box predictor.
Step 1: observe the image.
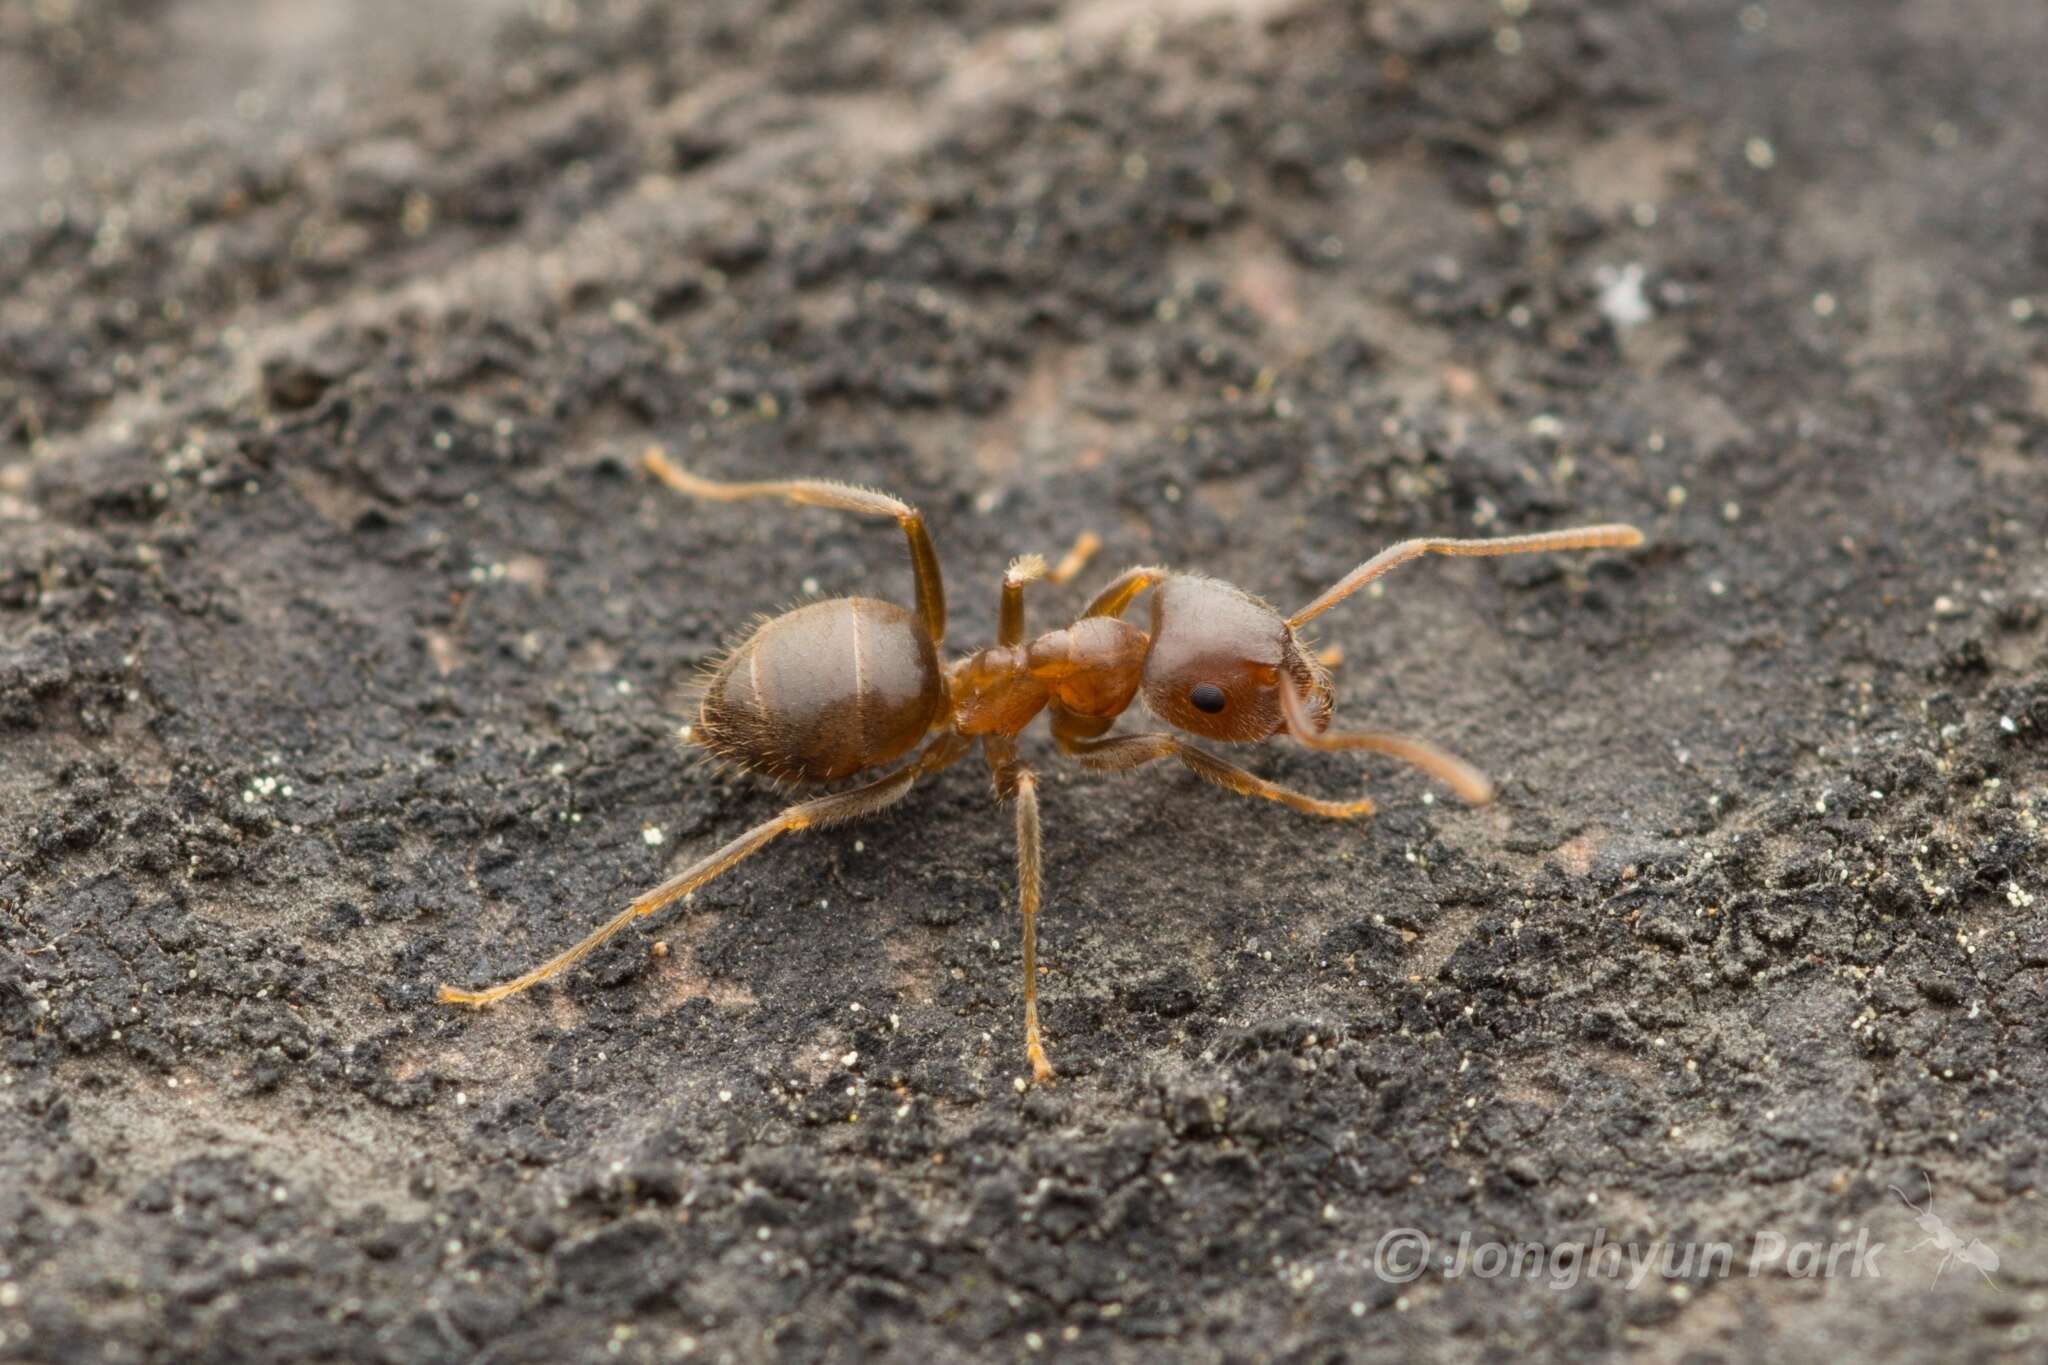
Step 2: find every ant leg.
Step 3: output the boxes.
[1059,731,1374,819]
[999,555,1048,647]
[986,738,1054,1082]
[440,733,970,1007]
[1001,534,1105,644]
[1277,680,1495,806]
[643,447,948,646]
[1080,565,1169,620]
[1015,767,1051,1082]
[1288,524,1644,628]
[1048,531,1102,585]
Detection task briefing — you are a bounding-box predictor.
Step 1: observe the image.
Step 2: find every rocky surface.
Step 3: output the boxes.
[2,0,2045,1360]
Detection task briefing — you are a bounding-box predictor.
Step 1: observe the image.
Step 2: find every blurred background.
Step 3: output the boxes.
[0,0,531,202]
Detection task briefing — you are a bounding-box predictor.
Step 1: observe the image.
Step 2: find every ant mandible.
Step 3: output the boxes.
[440,447,1644,1082]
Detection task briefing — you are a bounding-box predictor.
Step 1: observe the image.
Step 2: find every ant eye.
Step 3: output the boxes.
[1189,683,1228,714]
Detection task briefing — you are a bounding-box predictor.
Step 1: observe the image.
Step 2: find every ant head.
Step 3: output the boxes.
[1141,576,1329,741]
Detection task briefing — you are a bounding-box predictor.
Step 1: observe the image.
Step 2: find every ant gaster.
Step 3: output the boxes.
[441,448,1644,1081]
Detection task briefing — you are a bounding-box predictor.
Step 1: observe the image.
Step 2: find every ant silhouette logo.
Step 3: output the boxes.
[1890,1173,2000,1287]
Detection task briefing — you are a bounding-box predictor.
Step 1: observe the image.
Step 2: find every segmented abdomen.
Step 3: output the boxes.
[696,597,945,784]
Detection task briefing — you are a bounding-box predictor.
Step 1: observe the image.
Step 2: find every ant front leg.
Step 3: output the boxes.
[1078,565,1169,620]
[986,736,1054,1083]
[1055,723,1375,820]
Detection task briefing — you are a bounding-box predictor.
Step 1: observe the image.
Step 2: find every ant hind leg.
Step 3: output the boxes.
[440,733,970,1007]
[643,446,948,646]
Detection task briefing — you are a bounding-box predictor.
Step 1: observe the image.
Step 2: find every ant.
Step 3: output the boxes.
[440,447,1643,1081]
[1891,1173,2000,1286]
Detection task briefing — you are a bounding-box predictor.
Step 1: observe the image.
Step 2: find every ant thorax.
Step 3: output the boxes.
[946,616,1148,738]
[1025,617,1148,720]
[946,645,1048,736]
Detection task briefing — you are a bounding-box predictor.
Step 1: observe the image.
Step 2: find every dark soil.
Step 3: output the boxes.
[4,0,2047,1361]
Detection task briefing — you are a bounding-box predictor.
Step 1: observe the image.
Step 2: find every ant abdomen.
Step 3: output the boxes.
[696,597,945,783]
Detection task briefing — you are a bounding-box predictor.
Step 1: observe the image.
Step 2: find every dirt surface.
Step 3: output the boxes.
[3,0,2047,1360]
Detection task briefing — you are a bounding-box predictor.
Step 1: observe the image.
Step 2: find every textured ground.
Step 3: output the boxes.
[3,0,2047,1360]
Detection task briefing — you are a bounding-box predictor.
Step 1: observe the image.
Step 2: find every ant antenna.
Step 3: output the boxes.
[1888,1170,1934,1212]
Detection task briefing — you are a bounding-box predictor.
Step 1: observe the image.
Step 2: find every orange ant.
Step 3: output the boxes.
[440,448,1643,1081]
